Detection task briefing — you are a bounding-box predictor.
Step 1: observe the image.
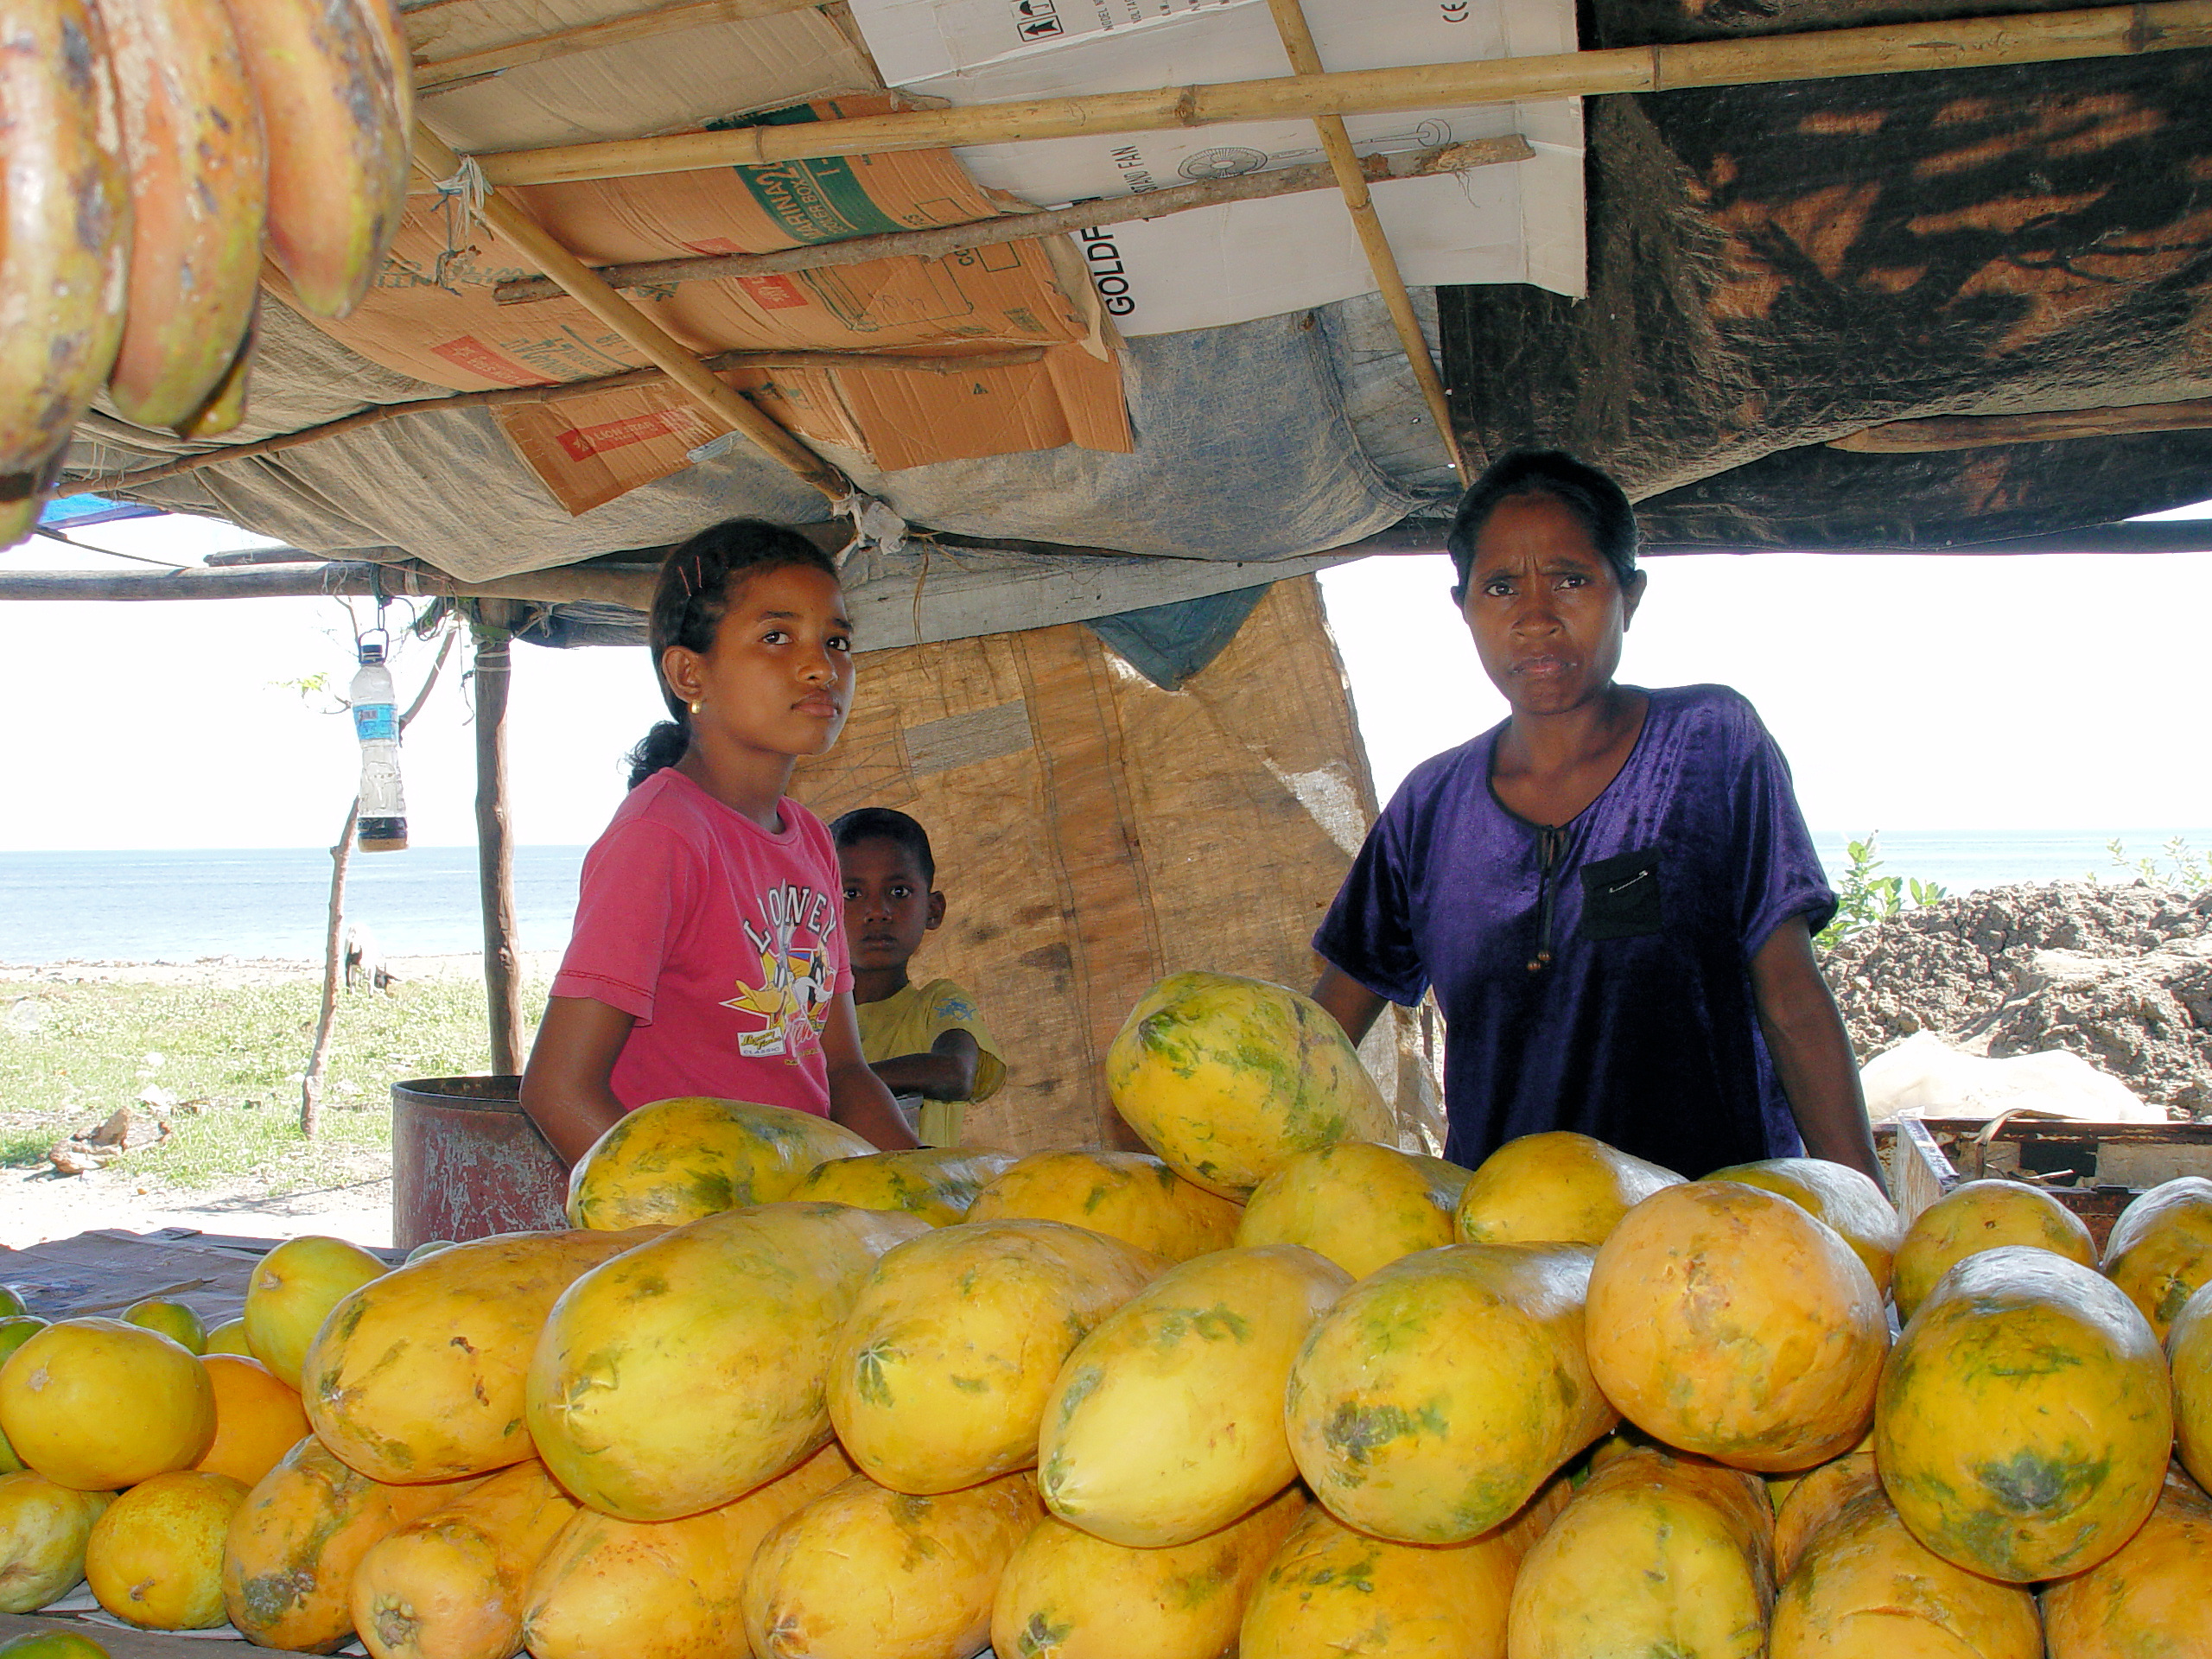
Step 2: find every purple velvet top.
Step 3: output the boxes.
[1315,684,1835,1178]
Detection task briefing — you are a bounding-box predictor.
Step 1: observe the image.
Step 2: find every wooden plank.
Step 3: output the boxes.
[1885,1116,1958,1227]
[1832,398,2212,452]
[472,607,524,1074]
[471,1,2212,187]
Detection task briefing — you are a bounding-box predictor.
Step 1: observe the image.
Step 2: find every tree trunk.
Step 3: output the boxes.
[473,603,524,1074]
[302,799,359,1136]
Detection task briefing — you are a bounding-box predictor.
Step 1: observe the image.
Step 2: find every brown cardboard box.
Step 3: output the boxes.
[283,96,1129,511]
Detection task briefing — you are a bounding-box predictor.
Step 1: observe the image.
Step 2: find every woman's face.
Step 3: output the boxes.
[1459,493,1644,718]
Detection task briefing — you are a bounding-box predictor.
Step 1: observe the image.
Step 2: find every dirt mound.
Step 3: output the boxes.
[1824,880,2212,1117]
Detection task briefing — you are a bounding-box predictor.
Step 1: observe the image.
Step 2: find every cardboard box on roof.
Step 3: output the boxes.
[491,340,1124,514]
[278,95,1128,510]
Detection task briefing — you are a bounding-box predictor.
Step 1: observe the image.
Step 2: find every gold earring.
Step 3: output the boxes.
[689,700,702,715]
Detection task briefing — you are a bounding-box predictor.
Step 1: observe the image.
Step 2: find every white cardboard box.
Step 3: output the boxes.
[847,0,1587,334]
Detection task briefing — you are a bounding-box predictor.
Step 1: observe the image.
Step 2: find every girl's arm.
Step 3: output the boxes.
[519,995,636,1166]
[823,991,920,1149]
[868,1028,981,1101]
[1749,917,1883,1183]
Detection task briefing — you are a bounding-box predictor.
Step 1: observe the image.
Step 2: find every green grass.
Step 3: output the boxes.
[0,974,545,1193]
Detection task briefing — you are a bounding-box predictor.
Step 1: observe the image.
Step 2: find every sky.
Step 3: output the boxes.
[2,505,2209,851]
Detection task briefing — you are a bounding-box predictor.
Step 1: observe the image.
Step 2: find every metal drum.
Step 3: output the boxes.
[391,1076,569,1252]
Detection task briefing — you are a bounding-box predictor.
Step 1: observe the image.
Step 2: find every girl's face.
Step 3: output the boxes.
[1459,493,1644,718]
[663,563,855,760]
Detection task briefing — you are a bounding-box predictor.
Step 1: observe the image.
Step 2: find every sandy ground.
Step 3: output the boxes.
[0,952,562,1253]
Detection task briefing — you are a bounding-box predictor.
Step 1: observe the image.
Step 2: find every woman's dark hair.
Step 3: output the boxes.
[1446,449,1639,597]
[626,518,840,787]
[830,806,936,888]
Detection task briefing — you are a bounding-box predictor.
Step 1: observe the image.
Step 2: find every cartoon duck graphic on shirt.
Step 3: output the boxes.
[723,880,836,1062]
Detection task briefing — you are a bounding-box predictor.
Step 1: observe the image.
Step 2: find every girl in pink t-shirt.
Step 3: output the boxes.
[519,520,918,1165]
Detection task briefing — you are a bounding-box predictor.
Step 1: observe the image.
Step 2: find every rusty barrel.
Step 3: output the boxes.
[391,1076,569,1252]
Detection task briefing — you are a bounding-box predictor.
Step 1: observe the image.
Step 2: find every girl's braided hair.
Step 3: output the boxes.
[626,519,839,788]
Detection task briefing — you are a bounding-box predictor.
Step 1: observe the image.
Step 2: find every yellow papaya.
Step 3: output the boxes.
[564,1096,872,1230]
[1768,1483,2042,1659]
[828,1219,1167,1495]
[0,1317,215,1489]
[194,1355,308,1489]
[993,1484,1306,1659]
[1039,1244,1351,1546]
[245,1237,391,1390]
[791,1147,1019,1224]
[351,1459,577,1659]
[521,1442,853,1659]
[1236,1142,1461,1279]
[1238,1500,1522,1659]
[529,1203,928,1520]
[741,1470,1043,1659]
[1876,1245,2171,1582]
[1454,1131,1682,1248]
[1105,971,1393,1198]
[304,1227,655,1484]
[1891,1178,2098,1321]
[0,1472,111,1613]
[2040,1469,2212,1659]
[1506,1447,1773,1659]
[967,1150,1243,1261]
[1586,1181,1885,1472]
[1770,1444,1879,1581]
[1285,1243,1615,1543]
[86,1469,250,1630]
[225,1435,407,1652]
[1707,1155,1903,1295]
[2101,1175,2212,1343]
[2172,1281,2212,1492]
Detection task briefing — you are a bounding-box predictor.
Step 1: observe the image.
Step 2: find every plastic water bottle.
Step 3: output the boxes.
[350,639,408,852]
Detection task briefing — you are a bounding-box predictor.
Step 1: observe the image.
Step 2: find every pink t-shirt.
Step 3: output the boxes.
[550,767,851,1115]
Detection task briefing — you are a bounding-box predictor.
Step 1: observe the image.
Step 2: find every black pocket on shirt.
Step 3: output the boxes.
[1580,845,1663,940]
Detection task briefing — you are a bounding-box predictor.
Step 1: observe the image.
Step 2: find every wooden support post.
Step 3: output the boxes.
[411,127,850,502]
[468,1,2212,186]
[1262,0,1469,480]
[472,601,525,1076]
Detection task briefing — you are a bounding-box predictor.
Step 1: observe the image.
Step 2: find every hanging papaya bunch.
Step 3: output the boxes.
[0,0,413,547]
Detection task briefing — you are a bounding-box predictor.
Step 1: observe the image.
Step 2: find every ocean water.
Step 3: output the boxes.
[0,831,2205,967]
[0,845,588,965]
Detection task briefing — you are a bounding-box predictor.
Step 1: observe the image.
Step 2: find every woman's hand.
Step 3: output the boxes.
[519,995,636,1166]
[824,992,920,1150]
[1749,918,1884,1185]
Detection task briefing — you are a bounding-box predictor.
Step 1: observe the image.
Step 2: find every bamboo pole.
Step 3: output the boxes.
[470,0,2212,186]
[411,127,849,500]
[1263,0,1468,479]
[471,601,525,1075]
[0,560,662,606]
[1830,397,2212,452]
[492,137,1534,305]
[57,346,1044,499]
[415,0,824,90]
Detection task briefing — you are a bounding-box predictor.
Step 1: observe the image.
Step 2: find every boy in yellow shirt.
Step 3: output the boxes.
[831,808,1005,1147]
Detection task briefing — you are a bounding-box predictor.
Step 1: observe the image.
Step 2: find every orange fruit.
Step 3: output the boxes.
[84,1468,248,1629]
[203,1318,252,1356]
[0,1319,214,1490]
[124,1300,207,1356]
[244,1236,389,1389]
[194,1355,311,1488]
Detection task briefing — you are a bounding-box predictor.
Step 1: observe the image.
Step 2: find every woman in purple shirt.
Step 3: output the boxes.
[1312,450,1879,1183]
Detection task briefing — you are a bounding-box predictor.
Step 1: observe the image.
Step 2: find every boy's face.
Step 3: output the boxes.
[839,837,943,973]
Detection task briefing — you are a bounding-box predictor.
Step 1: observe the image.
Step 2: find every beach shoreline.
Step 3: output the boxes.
[0,950,565,989]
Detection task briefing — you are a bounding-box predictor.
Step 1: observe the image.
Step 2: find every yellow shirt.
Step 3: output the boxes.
[854,977,1006,1147]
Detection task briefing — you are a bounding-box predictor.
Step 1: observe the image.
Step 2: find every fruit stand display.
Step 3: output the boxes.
[3,970,2210,1659]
